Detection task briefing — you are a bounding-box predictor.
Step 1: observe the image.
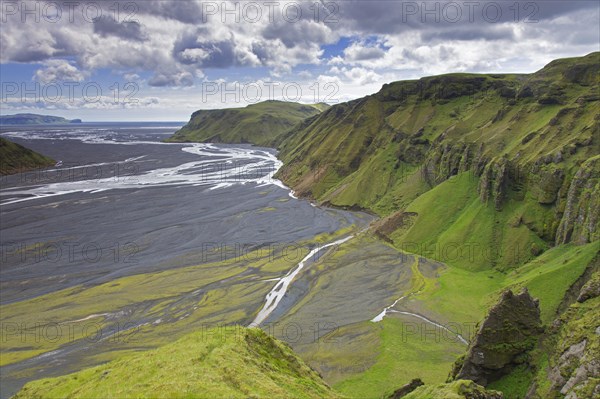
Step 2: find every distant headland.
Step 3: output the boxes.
[0,113,82,125]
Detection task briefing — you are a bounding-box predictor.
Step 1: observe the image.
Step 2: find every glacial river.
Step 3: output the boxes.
[0,123,371,397]
[0,123,367,303]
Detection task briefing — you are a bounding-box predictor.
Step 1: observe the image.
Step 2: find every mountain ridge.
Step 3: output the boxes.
[167,100,330,147]
[276,52,599,253]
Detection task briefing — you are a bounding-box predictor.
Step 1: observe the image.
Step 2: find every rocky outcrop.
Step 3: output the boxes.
[423,143,464,185]
[529,163,565,205]
[451,289,543,386]
[478,158,511,210]
[553,339,599,398]
[388,378,424,398]
[534,271,600,399]
[555,156,600,245]
[421,141,489,188]
[577,272,600,303]
[373,211,418,242]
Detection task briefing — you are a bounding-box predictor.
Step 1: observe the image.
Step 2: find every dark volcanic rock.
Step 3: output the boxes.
[577,271,600,303]
[452,289,543,386]
[388,378,424,398]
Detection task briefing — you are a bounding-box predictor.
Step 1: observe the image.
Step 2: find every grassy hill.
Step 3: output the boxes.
[0,113,81,125]
[0,137,55,175]
[166,100,329,147]
[14,327,341,399]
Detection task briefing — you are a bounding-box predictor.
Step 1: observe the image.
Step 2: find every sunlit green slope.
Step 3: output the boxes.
[0,137,55,175]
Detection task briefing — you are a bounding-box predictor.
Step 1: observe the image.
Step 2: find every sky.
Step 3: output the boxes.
[0,0,598,121]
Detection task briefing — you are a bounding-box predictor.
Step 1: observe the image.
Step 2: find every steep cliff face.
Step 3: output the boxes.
[555,156,600,245]
[478,157,510,211]
[277,52,599,255]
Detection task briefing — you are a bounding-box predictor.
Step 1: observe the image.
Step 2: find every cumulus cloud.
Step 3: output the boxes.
[33,59,87,84]
[261,18,336,49]
[329,66,382,85]
[174,33,237,68]
[343,42,387,62]
[123,73,141,81]
[0,25,58,62]
[326,4,599,79]
[148,69,194,87]
[0,0,597,115]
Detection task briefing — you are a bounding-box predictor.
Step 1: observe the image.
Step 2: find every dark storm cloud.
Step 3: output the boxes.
[251,42,270,64]
[90,0,205,24]
[525,1,600,20]
[93,16,146,41]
